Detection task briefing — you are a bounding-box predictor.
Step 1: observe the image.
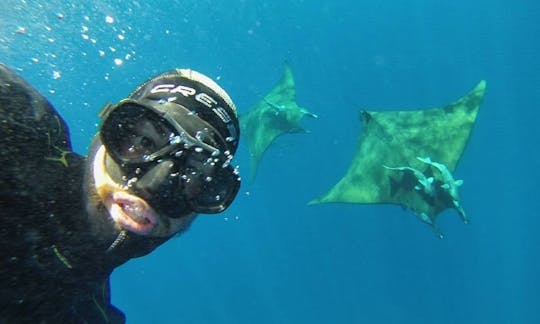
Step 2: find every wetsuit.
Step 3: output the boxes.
[0,64,167,323]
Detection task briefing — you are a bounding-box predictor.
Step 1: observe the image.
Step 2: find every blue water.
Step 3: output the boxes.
[2,0,539,323]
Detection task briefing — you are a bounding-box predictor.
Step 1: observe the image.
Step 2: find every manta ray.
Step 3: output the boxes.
[309,80,486,237]
[240,64,318,182]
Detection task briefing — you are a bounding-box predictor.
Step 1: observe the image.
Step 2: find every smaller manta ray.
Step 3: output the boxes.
[417,156,466,223]
[383,165,436,197]
[240,64,318,181]
[309,80,486,238]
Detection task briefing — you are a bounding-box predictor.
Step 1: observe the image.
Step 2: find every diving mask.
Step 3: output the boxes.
[99,97,240,215]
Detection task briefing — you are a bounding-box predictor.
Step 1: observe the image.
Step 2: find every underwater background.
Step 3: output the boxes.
[1,0,539,323]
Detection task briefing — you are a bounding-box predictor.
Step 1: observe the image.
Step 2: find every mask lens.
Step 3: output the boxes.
[199,168,240,213]
[101,103,176,164]
[181,153,240,214]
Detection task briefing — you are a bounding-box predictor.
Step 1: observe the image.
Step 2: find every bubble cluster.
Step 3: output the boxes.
[0,1,151,100]
[78,13,136,73]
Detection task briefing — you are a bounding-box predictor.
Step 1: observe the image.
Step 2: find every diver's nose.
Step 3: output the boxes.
[135,160,174,193]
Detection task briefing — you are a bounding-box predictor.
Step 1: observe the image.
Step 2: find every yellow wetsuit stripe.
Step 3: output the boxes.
[51,244,73,269]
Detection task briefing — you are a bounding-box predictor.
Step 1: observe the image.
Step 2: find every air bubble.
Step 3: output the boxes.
[195,131,205,141]
[126,177,138,188]
[15,26,26,34]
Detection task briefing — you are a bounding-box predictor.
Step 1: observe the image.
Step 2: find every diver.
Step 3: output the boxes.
[0,63,240,323]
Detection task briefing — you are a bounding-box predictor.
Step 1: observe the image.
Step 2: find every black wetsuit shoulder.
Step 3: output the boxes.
[0,64,125,323]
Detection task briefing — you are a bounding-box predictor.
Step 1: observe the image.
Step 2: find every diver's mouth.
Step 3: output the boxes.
[109,191,158,235]
[93,145,159,235]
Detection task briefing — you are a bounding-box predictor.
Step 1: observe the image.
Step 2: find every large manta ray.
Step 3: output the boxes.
[240,65,318,182]
[309,81,486,238]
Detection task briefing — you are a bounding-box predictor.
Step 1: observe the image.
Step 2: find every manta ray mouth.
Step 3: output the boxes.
[110,191,158,235]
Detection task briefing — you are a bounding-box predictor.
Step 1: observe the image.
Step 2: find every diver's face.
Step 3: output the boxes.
[96,101,240,236]
[92,144,197,237]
